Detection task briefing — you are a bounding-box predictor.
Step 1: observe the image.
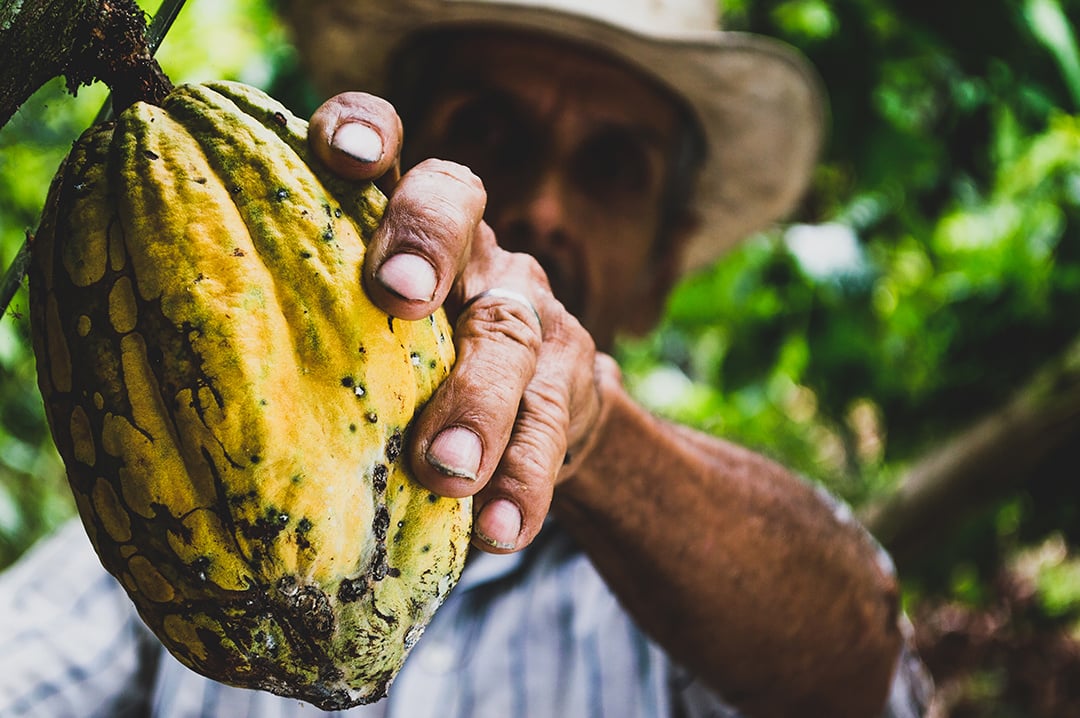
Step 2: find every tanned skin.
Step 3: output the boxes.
[307,33,902,718]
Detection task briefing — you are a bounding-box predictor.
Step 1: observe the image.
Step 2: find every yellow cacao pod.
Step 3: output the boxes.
[28,81,471,709]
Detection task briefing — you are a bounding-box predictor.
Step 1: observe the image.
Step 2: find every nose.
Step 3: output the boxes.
[493,170,568,252]
[489,169,586,318]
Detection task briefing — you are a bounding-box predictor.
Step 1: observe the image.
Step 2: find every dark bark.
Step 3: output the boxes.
[861,336,1080,569]
[0,0,171,128]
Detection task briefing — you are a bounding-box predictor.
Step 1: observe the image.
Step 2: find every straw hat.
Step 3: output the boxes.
[285,0,826,275]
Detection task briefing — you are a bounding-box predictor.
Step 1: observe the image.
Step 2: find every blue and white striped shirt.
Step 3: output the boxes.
[0,519,931,717]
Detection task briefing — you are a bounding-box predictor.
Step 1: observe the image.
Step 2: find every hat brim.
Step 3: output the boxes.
[287,0,826,274]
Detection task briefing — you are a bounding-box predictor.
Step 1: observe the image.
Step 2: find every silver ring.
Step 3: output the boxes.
[462,288,543,331]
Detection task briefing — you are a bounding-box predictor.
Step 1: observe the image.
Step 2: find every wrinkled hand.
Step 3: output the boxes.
[309,93,608,553]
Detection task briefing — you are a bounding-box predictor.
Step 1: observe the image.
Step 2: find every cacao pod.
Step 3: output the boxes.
[28,81,471,709]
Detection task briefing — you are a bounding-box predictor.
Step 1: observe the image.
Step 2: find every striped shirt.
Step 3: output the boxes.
[0,519,931,718]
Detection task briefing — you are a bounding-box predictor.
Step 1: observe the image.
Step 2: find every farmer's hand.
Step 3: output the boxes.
[309,92,607,553]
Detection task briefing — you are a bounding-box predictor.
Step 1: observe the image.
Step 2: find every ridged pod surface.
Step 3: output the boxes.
[28,81,471,709]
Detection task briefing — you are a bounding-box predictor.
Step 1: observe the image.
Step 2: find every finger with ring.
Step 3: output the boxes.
[460,288,543,332]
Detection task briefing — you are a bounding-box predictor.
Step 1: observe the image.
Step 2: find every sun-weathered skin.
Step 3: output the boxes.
[28,81,471,709]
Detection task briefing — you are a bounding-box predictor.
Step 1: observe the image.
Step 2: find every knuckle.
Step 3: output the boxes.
[522,390,570,446]
[460,300,543,353]
[503,251,550,289]
[326,91,396,119]
[415,158,486,196]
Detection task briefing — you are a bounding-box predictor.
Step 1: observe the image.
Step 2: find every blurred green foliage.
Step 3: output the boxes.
[3,1,1080,708]
[623,0,1080,585]
[619,5,1080,707]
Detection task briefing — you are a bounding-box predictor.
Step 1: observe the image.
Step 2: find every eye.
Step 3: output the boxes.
[574,128,658,200]
[440,93,532,172]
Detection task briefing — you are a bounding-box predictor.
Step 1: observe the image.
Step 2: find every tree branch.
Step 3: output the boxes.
[860,335,1080,569]
[0,0,170,129]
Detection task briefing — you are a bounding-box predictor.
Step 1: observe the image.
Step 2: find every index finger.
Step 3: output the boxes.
[308,92,403,184]
[364,159,488,321]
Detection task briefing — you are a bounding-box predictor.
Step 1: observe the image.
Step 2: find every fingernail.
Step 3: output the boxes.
[426,426,482,480]
[332,122,383,163]
[475,499,521,550]
[377,253,438,302]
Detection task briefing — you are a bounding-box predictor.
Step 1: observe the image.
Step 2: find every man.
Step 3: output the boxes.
[0,0,932,716]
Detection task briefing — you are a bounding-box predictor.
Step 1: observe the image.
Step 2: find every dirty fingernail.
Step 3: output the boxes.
[332,122,383,163]
[475,499,521,550]
[427,426,482,480]
[377,253,438,302]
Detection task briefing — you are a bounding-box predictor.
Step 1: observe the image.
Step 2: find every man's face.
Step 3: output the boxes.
[401,33,691,350]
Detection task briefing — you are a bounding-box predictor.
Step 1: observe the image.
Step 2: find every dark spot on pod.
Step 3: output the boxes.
[337,577,367,603]
[293,585,335,638]
[349,423,357,433]
[358,345,366,354]
[387,316,395,333]
[386,429,403,463]
[373,505,390,540]
[421,544,431,553]
[341,376,355,388]
[299,250,312,259]
[294,519,313,550]
[239,507,289,542]
[231,185,242,194]
[369,602,397,627]
[228,489,258,507]
[387,567,401,578]
[371,553,388,581]
[232,248,245,257]
[275,188,289,200]
[427,493,439,503]
[253,630,279,657]
[192,556,211,582]
[250,454,261,464]
[194,177,208,184]
[393,532,404,544]
[322,225,334,241]
[323,203,333,217]
[397,520,405,528]
[195,625,228,662]
[272,111,288,127]
[318,688,354,712]
[366,411,378,423]
[149,502,193,542]
[277,575,299,596]
[372,464,388,492]
[143,149,159,160]
[429,360,437,369]
[334,208,342,218]
[320,664,345,684]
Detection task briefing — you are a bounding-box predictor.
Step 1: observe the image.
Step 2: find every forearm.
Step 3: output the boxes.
[553,369,902,718]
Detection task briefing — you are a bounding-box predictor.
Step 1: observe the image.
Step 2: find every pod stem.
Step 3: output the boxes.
[67,0,174,113]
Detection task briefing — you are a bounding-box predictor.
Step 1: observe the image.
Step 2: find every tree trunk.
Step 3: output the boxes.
[860,336,1080,569]
[0,0,170,129]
